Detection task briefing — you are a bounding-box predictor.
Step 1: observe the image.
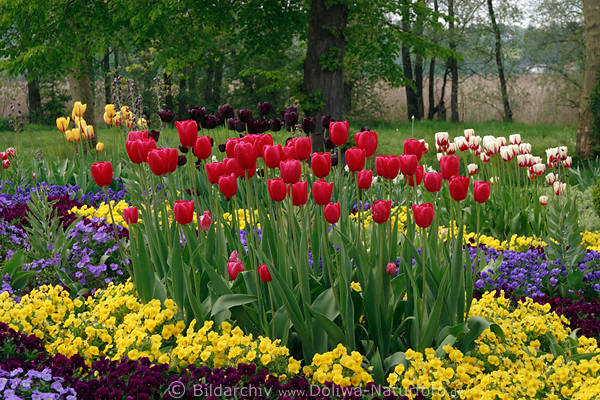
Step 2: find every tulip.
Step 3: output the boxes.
[500,146,514,162]
[301,117,316,134]
[480,153,491,163]
[519,143,532,155]
[412,203,435,228]
[173,200,195,225]
[324,202,341,224]
[398,154,418,177]
[423,172,442,193]
[354,131,378,157]
[128,130,148,141]
[312,179,334,205]
[435,132,449,148]
[147,148,178,176]
[65,129,81,142]
[464,128,475,139]
[375,156,401,180]
[263,144,283,169]
[509,133,521,145]
[407,165,424,187]
[234,141,257,169]
[175,120,198,148]
[532,163,546,175]
[0,152,6,161]
[563,156,572,168]
[96,142,104,153]
[193,136,212,160]
[227,262,245,281]
[238,109,254,123]
[372,200,392,224]
[283,109,298,127]
[5,148,15,158]
[269,118,283,131]
[539,195,548,206]
[280,159,302,184]
[258,264,272,282]
[268,178,287,202]
[136,139,157,162]
[224,158,244,178]
[158,109,175,122]
[199,211,212,231]
[294,137,312,161]
[553,181,566,196]
[439,156,460,180]
[357,169,373,190]
[83,125,94,139]
[321,114,332,128]
[446,143,457,155]
[126,141,144,164]
[218,174,238,199]
[329,120,349,146]
[229,250,242,263]
[386,262,398,275]
[345,147,366,172]
[188,106,206,122]
[473,181,491,203]
[467,163,478,176]
[311,152,331,178]
[403,138,426,161]
[123,207,139,225]
[448,175,470,201]
[91,161,113,187]
[257,101,272,116]
[545,172,557,186]
[291,181,309,206]
[468,136,481,151]
[56,117,70,133]
[72,101,86,118]
[178,155,187,166]
[2,160,9,169]
[454,136,468,152]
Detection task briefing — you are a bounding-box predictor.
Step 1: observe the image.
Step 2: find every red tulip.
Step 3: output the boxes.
[386,262,398,275]
[345,147,366,172]
[6,148,16,158]
[225,138,240,158]
[175,120,198,148]
[205,162,224,184]
[294,137,312,161]
[398,154,418,177]
[227,261,245,280]
[258,264,272,282]
[357,169,373,190]
[355,131,378,157]
[147,148,178,176]
[375,156,400,180]
[280,159,301,184]
[1,160,9,169]
[218,174,238,199]
[223,158,244,178]
[125,140,144,164]
[199,211,212,231]
[423,172,442,193]
[440,156,460,180]
[0,152,6,161]
[91,161,113,187]
[312,179,334,205]
[324,202,341,224]
[193,136,212,160]
[311,152,331,178]
[123,207,139,225]
[173,200,195,225]
[229,250,242,263]
[473,180,491,203]
[412,203,434,228]
[136,139,157,163]
[407,165,424,187]
[329,120,349,146]
[372,200,392,224]
[234,141,257,170]
[263,144,283,169]
[448,175,470,201]
[241,161,257,179]
[128,130,148,141]
[403,138,426,162]
[291,181,308,206]
[282,144,295,160]
[268,178,287,202]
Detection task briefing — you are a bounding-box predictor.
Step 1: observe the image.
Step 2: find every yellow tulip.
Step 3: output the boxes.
[56,117,70,133]
[65,129,81,142]
[113,112,123,127]
[103,112,113,125]
[104,104,116,118]
[84,125,94,139]
[72,101,87,119]
[96,142,104,153]
[126,118,134,129]
[137,118,148,129]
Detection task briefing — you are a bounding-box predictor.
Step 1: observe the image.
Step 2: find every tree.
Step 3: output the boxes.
[448,0,460,122]
[576,0,600,156]
[487,0,512,121]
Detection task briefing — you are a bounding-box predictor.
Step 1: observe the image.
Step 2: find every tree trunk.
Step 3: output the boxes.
[68,57,97,147]
[164,73,174,111]
[27,78,42,124]
[401,0,419,120]
[415,55,425,119]
[303,0,348,152]
[343,80,353,115]
[577,0,600,156]
[204,55,223,109]
[177,75,187,120]
[437,64,450,121]
[102,50,111,104]
[427,0,439,120]
[448,0,459,122]
[487,0,513,121]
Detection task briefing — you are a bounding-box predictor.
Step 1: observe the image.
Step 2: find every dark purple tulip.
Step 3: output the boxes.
[283,110,298,127]
[178,145,189,153]
[257,102,272,116]
[250,119,269,134]
[202,114,218,129]
[321,114,332,128]
[148,130,160,142]
[218,143,226,152]
[331,152,339,166]
[158,109,174,122]
[177,155,187,166]
[235,119,246,132]
[189,107,206,122]
[227,118,236,130]
[214,110,223,123]
[325,137,335,150]
[238,109,253,123]
[301,117,316,134]
[218,103,235,119]
[270,118,282,131]
[286,106,298,114]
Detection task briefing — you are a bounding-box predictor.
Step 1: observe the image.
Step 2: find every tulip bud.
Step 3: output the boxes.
[545,172,557,186]
[5,148,15,158]
[467,163,478,176]
[158,109,175,122]
[2,159,10,169]
[227,261,245,281]
[509,134,521,145]
[539,195,548,206]
[386,262,398,275]
[229,250,242,263]
[56,117,70,133]
[32,172,37,179]
[464,129,475,139]
[435,132,449,148]
[199,211,212,231]
[123,207,139,225]
[258,264,272,282]
[553,181,566,196]
[562,156,572,168]
[96,142,104,153]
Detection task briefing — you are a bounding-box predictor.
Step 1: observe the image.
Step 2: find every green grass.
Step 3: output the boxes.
[0,120,576,164]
